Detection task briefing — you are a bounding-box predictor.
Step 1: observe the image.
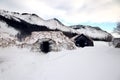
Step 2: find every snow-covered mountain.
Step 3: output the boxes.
[0,10,77,39]
[0,9,112,41]
[111,32,120,38]
[70,25,113,41]
[111,28,120,38]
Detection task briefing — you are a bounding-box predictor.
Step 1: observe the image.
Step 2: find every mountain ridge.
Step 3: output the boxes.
[70,25,112,41]
[0,9,112,41]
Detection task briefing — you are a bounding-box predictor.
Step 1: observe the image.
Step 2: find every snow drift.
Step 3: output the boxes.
[0,41,120,80]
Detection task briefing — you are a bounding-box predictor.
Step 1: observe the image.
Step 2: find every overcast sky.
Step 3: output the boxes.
[0,0,120,32]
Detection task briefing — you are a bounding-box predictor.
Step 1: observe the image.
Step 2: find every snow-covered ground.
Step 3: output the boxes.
[0,41,120,80]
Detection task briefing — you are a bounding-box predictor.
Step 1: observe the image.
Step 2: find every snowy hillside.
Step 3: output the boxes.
[111,32,120,38]
[0,9,113,41]
[0,10,77,33]
[70,25,112,41]
[0,19,19,36]
[0,41,120,80]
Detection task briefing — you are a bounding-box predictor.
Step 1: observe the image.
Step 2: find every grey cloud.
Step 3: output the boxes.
[0,0,119,22]
[77,0,120,13]
[0,0,25,11]
[40,0,73,11]
[115,0,120,3]
[55,4,72,11]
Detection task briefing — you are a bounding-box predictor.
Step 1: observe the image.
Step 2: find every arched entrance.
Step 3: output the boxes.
[40,41,50,53]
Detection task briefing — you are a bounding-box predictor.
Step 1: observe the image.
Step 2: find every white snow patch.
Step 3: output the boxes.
[0,47,48,80]
[111,32,120,38]
[0,41,120,80]
[0,21,18,36]
[76,27,110,39]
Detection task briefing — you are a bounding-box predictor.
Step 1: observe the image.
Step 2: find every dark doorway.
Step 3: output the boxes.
[74,34,94,48]
[40,41,50,53]
[75,39,86,47]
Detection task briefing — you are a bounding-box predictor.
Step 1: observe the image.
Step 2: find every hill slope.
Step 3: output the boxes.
[0,9,112,41]
[70,25,112,41]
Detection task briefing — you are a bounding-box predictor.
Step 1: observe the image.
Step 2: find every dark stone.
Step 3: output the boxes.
[115,43,120,48]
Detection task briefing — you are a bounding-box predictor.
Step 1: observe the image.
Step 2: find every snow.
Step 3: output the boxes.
[1,9,112,41]
[111,32,120,38]
[0,41,120,80]
[0,21,18,36]
[76,26,111,39]
[0,9,119,80]
[0,10,77,33]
